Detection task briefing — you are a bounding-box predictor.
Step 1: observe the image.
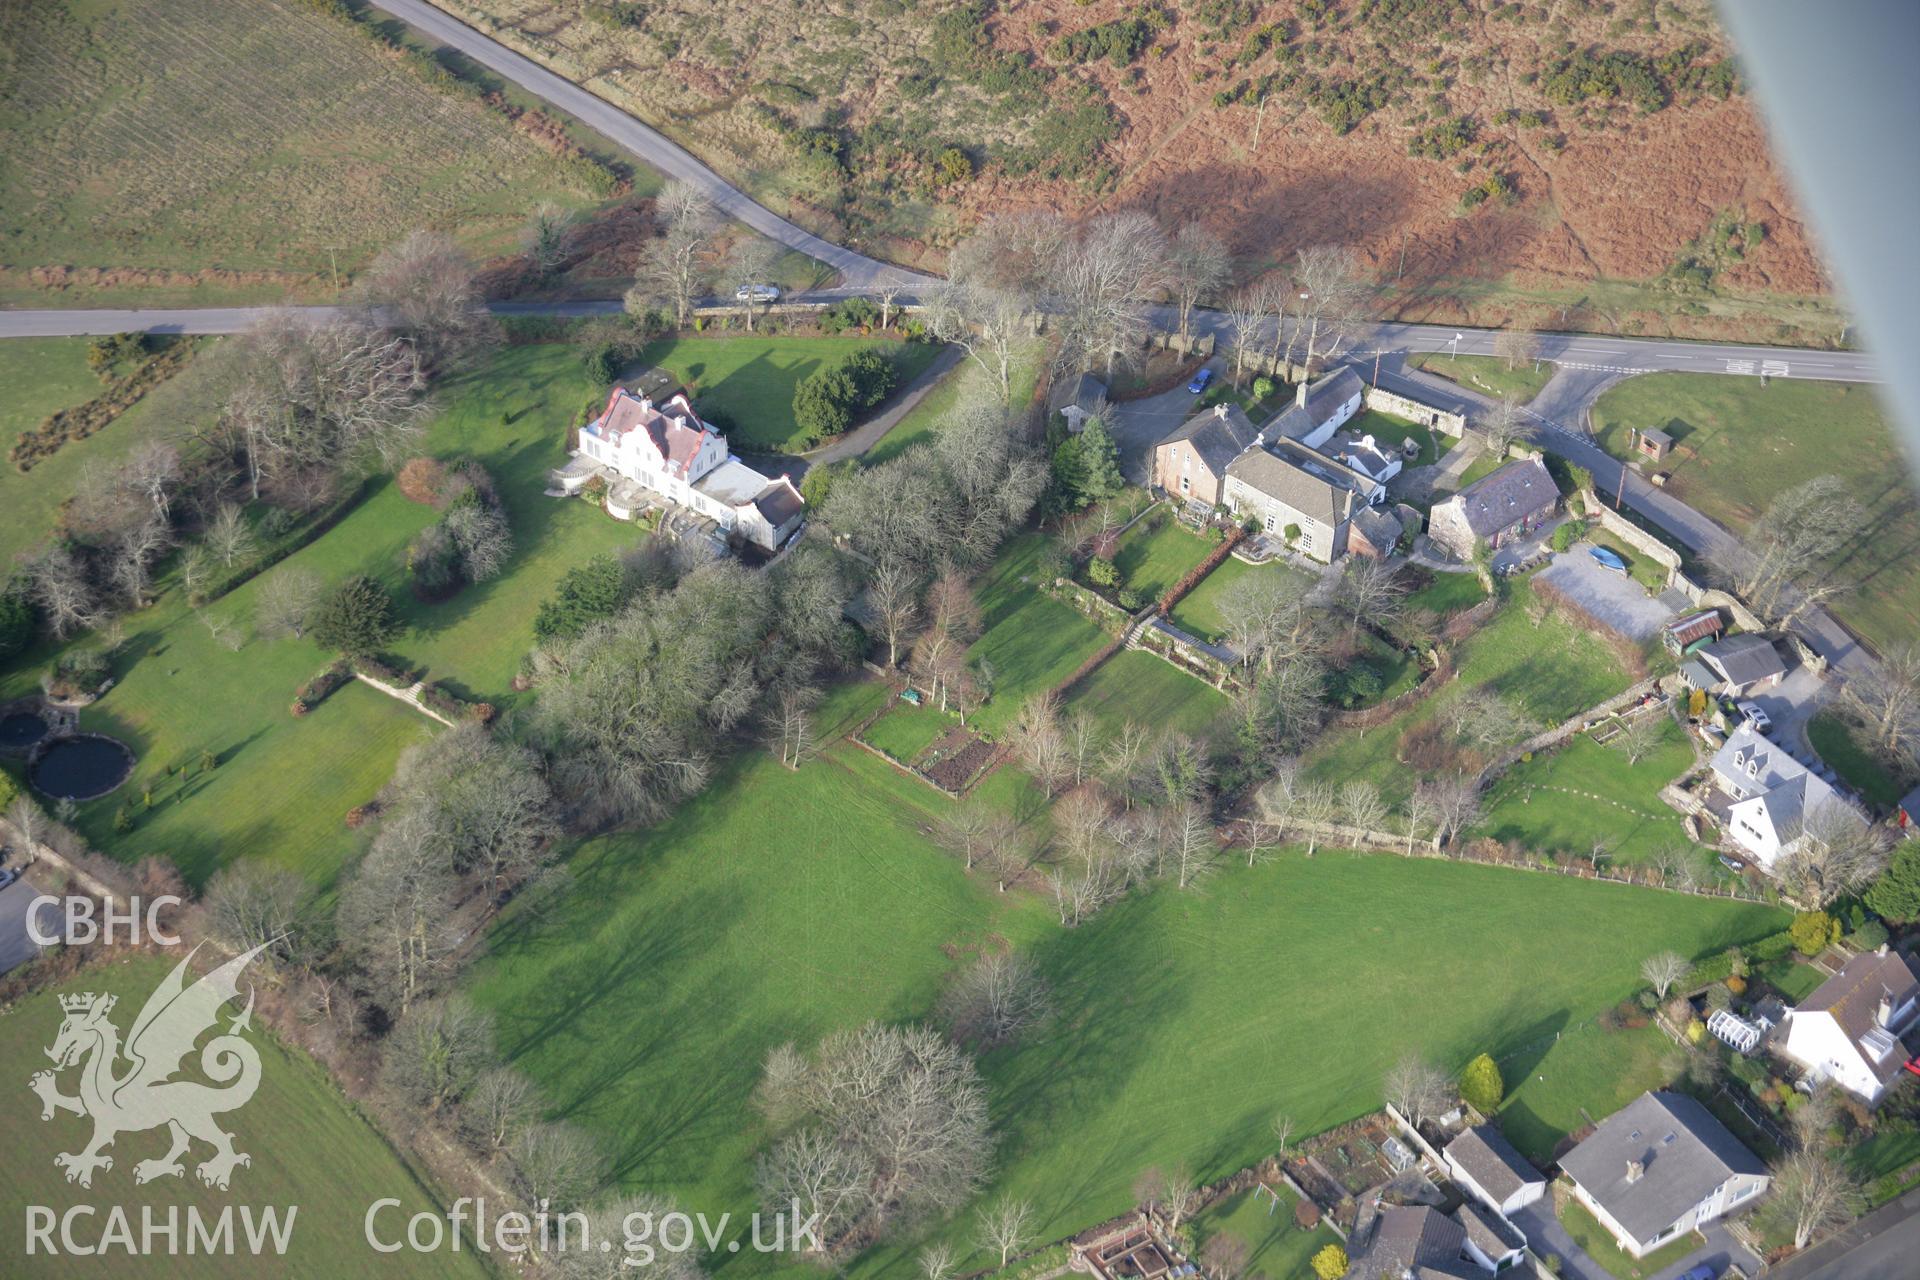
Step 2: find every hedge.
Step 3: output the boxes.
[189,482,367,607]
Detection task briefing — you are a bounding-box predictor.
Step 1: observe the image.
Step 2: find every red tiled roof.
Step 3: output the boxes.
[592,388,712,478]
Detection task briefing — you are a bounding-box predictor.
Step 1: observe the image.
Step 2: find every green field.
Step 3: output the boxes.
[464,686,1783,1274]
[1408,353,1555,403]
[1167,556,1313,645]
[1307,580,1636,806]
[1477,721,1697,869]
[0,957,485,1278]
[967,535,1110,736]
[1063,649,1225,740]
[1191,1185,1343,1280]
[636,336,941,452]
[1497,1021,1681,1163]
[1109,513,1216,603]
[0,0,603,308]
[1591,374,1918,652]
[1808,712,1909,811]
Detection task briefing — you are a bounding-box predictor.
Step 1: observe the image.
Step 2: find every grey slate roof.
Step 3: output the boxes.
[1794,949,1920,1086]
[1225,444,1361,526]
[1452,1201,1525,1257]
[1350,504,1404,553]
[1050,371,1107,415]
[1700,634,1786,688]
[1264,367,1365,442]
[1359,1206,1469,1280]
[1161,403,1258,475]
[1559,1092,1766,1244]
[1444,1125,1544,1204]
[1437,457,1559,539]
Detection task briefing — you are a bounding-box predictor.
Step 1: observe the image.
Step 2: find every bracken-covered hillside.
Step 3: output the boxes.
[442,0,1837,342]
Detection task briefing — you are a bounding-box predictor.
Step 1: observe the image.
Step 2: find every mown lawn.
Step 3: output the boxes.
[1497,1021,1682,1164]
[1191,1185,1343,1280]
[1064,649,1225,740]
[1346,407,1455,468]
[1404,570,1487,617]
[0,956,485,1279]
[1409,352,1555,402]
[1307,580,1636,806]
[636,335,941,452]
[1168,557,1313,646]
[1808,711,1909,811]
[968,535,1109,737]
[860,700,954,763]
[1110,511,1215,602]
[1591,374,1918,653]
[466,704,1784,1276]
[1476,721,1697,869]
[1558,1196,1701,1279]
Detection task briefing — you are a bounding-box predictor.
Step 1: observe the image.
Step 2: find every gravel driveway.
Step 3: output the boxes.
[1105,367,1216,485]
[1534,549,1678,640]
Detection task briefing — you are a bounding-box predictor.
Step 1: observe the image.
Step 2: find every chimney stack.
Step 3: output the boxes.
[1296,379,1310,409]
[1214,403,1229,419]
[1879,996,1894,1027]
[1625,1160,1644,1184]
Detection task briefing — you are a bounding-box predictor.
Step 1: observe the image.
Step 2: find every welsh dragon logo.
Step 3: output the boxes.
[29,943,269,1191]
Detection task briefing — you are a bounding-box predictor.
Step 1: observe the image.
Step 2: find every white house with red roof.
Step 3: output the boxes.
[555,386,805,551]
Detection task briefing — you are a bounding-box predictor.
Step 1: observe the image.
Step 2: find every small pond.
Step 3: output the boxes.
[0,711,49,752]
[30,734,135,801]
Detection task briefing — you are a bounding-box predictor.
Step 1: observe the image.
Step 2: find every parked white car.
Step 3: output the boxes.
[734,284,781,303]
[1735,700,1772,733]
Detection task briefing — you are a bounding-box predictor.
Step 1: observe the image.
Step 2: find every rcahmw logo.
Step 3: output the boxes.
[22,942,299,1258]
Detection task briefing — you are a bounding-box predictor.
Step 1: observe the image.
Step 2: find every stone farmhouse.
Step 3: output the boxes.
[1152,402,1258,507]
[1426,457,1560,560]
[1558,1091,1769,1260]
[1775,946,1920,1105]
[1710,723,1864,871]
[1223,437,1382,563]
[553,387,805,552]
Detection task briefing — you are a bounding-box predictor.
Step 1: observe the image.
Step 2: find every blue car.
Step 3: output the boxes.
[1672,1265,1718,1280]
[1186,367,1214,394]
[1589,545,1629,573]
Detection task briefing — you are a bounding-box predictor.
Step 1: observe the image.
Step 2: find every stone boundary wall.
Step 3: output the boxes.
[1365,385,1467,437]
[1131,622,1235,688]
[1329,649,1452,730]
[1476,676,1666,785]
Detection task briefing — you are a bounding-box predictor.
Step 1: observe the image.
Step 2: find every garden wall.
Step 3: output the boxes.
[1363,385,1466,437]
[1476,676,1667,786]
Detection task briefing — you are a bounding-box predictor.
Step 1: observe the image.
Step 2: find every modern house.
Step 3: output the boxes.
[1443,1125,1547,1217]
[1222,437,1378,563]
[554,387,805,552]
[1265,366,1365,449]
[1775,947,1920,1105]
[1559,1091,1770,1260]
[1710,723,1863,870]
[1153,403,1258,507]
[1426,458,1560,560]
[1691,634,1788,697]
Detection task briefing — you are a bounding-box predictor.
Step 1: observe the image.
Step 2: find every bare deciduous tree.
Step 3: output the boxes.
[1427,775,1483,849]
[1764,1149,1865,1250]
[1340,780,1387,835]
[976,1198,1034,1269]
[1201,1233,1251,1280]
[107,514,171,608]
[384,996,495,1111]
[19,543,104,639]
[336,806,463,1016]
[511,1120,607,1213]
[1494,327,1539,372]
[1611,709,1669,765]
[1223,287,1266,391]
[1335,556,1407,631]
[1402,784,1438,855]
[753,1023,990,1258]
[1011,693,1071,797]
[727,238,781,332]
[1164,801,1218,890]
[629,179,719,328]
[767,683,818,769]
[202,860,317,966]
[1778,802,1890,907]
[205,502,255,568]
[1839,643,1920,767]
[1447,689,1530,750]
[1292,245,1373,366]
[1707,475,1863,628]
[1478,395,1530,459]
[922,276,1030,405]
[938,952,1052,1049]
[1294,779,1338,856]
[918,1242,956,1280]
[256,567,323,639]
[1271,1113,1297,1157]
[1051,211,1171,379]
[1168,222,1231,345]
[867,559,921,669]
[553,1192,705,1280]
[1640,950,1689,1000]
[356,229,495,369]
[459,1066,539,1157]
[123,439,182,525]
[1385,1054,1451,1130]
